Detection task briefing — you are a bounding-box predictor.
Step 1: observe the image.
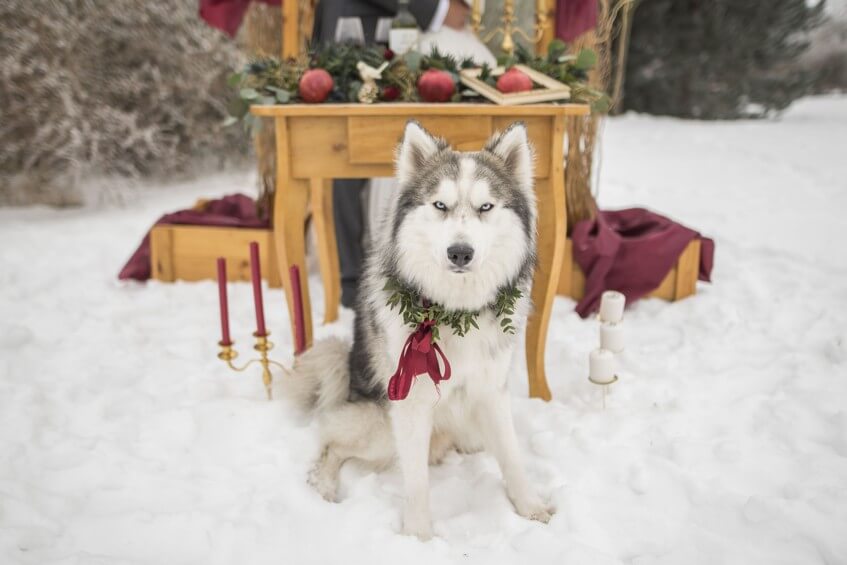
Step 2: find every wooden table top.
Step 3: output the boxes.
[250,102,591,117]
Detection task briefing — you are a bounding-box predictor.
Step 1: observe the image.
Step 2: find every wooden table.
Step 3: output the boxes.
[251,103,590,400]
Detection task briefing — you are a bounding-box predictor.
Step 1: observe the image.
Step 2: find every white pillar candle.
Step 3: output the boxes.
[600,321,625,353]
[599,290,625,324]
[589,349,616,384]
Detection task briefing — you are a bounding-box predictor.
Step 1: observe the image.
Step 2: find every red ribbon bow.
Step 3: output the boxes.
[387,320,452,401]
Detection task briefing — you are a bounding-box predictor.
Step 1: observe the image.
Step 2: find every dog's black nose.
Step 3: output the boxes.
[447,244,474,267]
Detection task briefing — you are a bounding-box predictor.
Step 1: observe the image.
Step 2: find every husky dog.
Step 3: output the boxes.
[286,121,552,539]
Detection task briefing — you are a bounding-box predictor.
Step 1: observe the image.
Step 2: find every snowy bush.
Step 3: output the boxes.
[0,0,250,206]
[805,4,847,92]
[622,0,825,119]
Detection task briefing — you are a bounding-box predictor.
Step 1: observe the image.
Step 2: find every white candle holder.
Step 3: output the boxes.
[588,374,618,410]
[588,348,618,410]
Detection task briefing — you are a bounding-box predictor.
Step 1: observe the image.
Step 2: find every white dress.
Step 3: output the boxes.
[365,26,497,232]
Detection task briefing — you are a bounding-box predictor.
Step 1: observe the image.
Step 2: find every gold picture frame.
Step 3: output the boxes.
[459,64,571,106]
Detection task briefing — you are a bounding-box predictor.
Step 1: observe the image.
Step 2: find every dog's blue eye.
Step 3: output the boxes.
[433,201,447,211]
[479,203,494,212]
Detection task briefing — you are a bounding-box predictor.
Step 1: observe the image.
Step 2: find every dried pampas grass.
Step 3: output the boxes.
[563,0,635,232]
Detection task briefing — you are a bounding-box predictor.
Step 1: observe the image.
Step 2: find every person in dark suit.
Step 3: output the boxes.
[311,0,470,307]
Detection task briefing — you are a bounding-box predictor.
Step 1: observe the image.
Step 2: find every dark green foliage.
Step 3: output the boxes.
[419,46,475,72]
[623,0,825,119]
[311,43,386,103]
[491,285,523,335]
[384,278,522,341]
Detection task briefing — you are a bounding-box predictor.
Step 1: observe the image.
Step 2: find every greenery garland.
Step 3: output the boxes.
[383,277,522,341]
[227,40,609,129]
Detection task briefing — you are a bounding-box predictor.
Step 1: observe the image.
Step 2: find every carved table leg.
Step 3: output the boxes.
[525,115,567,401]
[310,178,341,324]
[274,117,314,349]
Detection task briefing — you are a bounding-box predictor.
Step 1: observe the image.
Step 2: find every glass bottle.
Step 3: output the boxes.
[389,0,419,54]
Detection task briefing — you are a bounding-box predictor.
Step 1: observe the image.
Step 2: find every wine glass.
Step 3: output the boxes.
[334,17,366,45]
[375,17,393,44]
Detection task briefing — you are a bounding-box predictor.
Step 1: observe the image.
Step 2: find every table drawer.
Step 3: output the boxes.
[346,115,551,178]
[347,116,491,164]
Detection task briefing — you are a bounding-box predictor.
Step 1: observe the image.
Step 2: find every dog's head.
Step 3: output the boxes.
[385,120,537,311]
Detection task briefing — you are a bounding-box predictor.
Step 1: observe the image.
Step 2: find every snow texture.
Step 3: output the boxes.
[1,96,846,564]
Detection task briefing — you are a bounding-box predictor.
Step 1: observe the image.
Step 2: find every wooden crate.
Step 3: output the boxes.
[150,224,281,287]
[558,238,701,301]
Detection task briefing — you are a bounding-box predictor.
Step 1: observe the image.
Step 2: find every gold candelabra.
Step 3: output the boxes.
[217,332,289,400]
[472,0,549,55]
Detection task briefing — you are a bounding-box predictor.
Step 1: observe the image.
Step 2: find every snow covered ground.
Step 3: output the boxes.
[1,95,846,564]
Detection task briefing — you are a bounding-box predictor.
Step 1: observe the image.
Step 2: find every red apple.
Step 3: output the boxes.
[417,69,455,103]
[496,67,533,94]
[299,69,334,103]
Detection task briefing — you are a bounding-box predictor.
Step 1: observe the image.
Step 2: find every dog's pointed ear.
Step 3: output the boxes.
[484,123,533,191]
[396,120,442,184]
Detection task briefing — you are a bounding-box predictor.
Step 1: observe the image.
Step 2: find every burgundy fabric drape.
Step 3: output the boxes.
[556,0,598,42]
[570,208,715,317]
[118,194,268,282]
[199,0,281,37]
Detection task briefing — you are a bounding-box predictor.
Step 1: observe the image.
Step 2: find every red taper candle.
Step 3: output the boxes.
[249,241,267,336]
[216,257,232,345]
[290,265,306,355]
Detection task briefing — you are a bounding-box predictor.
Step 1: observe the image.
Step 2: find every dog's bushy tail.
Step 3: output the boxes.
[283,337,350,412]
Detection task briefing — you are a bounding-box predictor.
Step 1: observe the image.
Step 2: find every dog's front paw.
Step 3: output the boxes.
[402,512,434,541]
[513,496,555,524]
[402,522,434,541]
[307,463,338,502]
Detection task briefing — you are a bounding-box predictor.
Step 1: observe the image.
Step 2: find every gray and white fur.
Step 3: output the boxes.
[286,120,552,539]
